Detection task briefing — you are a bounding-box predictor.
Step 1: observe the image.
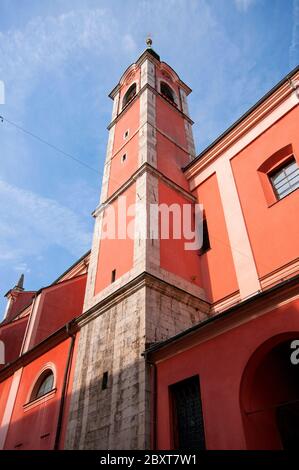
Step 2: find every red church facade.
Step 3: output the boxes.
[0,254,89,449]
[0,46,299,450]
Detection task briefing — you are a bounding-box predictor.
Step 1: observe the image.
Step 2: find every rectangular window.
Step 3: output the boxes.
[270,157,299,200]
[170,375,206,450]
[111,269,116,283]
[102,371,108,390]
[199,218,210,255]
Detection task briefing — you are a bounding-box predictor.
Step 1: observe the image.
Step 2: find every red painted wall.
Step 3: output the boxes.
[156,96,187,150]
[154,297,299,450]
[231,106,299,279]
[193,174,239,302]
[0,317,28,366]
[28,275,86,349]
[4,338,72,450]
[113,97,140,152]
[0,375,13,425]
[159,182,202,287]
[108,97,140,197]
[6,291,35,322]
[157,133,190,190]
[94,185,136,294]
[108,133,139,197]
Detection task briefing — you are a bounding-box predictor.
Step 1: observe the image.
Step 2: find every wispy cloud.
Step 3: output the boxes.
[0,179,92,268]
[0,7,119,297]
[13,262,31,274]
[234,0,255,12]
[0,0,294,310]
[290,0,299,67]
[0,8,136,112]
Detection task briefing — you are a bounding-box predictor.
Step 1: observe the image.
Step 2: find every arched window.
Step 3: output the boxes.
[122,83,137,109]
[160,82,175,103]
[31,369,54,401]
[269,157,299,200]
[257,144,299,205]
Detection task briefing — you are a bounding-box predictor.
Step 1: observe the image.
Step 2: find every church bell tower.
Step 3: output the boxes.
[65,41,208,450]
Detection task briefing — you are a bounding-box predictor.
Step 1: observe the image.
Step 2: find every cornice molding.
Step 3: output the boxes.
[145,274,299,363]
[92,162,197,218]
[76,271,210,329]
[0,322,77,382]
[185,70,299,180]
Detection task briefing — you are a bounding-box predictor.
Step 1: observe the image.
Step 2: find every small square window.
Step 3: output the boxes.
[269,157,299,200]
[102,371,108,390]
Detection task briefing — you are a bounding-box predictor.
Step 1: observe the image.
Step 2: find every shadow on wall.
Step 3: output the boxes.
[2,307,299,450]
[240,332,299,450]
[1,355,150,450]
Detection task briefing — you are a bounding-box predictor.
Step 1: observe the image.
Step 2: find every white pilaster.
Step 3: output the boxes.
[140,59,156,89]
[139,88,157,167]
[184,120,196,159]
[111,91,120,121]
[216,160,261,299]
[180,88,189,116]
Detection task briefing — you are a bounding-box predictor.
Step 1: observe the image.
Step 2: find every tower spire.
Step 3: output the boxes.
[15,273,24,290]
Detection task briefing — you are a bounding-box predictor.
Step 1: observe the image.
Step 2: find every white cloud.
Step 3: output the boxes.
[290,0,299,68]
[0,8,134,112]
[0,179,92,268]
[0,8,114,282]
[234,0,255,12]
[13,262,31,274]
[123,34,138,53]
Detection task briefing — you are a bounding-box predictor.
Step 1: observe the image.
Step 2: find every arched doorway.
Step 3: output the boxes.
[240,333,299,449]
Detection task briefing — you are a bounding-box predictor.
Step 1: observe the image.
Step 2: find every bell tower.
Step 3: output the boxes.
[65,42,208,450]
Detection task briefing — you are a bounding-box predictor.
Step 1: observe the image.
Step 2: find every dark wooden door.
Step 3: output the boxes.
[171,375,206,450]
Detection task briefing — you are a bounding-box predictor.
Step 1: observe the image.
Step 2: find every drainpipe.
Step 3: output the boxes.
[54,321,77,450]
[149,360,157,451]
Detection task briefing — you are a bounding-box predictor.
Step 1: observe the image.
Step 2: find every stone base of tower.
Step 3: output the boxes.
[65,273,209,450]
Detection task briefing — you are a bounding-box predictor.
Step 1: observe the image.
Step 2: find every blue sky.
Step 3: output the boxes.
[0,0,298,315]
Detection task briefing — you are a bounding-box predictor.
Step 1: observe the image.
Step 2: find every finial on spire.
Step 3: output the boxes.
[16,273,24,290]
[146,35,152,49]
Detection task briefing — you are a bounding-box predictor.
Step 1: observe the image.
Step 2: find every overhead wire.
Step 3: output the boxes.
[0,113,275,275]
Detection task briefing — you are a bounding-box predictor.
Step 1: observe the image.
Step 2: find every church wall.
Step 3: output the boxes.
[28,274,87,349]
[156,132,190,190]
[107,132,140,197]
[65,287,148,450]
[153,295,299,450]
[156,96,187,150]
[193,173,239,304]
[158,181,203,289]
[0,317,28,366]
[94,184,136,295]
[2,338,72,450]
[231,105,299,281]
